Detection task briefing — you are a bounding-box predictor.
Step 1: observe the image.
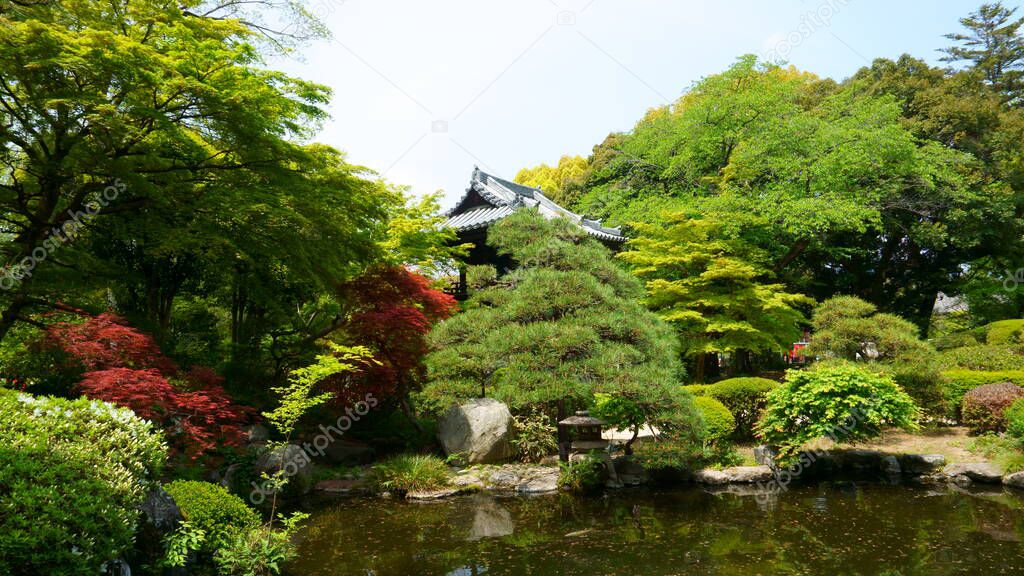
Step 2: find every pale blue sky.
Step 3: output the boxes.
[270,0,1006,207]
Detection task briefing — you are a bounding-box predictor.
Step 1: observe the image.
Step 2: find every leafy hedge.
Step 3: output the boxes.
[936,344,1024,372]
[756,364,918,459]
[164,480,260,553]
[983,319,1024,345]
[961,382,1024,434]
[693,396,735,442]
[0,390,166,575]
[701,377,778,440]
[940,370,1024,419]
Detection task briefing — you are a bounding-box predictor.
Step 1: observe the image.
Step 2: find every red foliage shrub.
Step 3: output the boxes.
[961,382,1024,434]
[327,266,457,405]
[47,313,178,373]
[48,313,254,459]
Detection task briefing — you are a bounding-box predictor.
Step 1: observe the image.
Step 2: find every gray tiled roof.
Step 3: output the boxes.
[444,168,626,242]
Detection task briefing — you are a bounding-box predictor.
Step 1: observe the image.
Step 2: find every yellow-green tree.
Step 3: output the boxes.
[514,155,588,207]
[620,213,812,381]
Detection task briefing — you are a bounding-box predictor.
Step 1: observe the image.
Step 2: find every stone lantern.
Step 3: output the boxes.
[557,410,606,462]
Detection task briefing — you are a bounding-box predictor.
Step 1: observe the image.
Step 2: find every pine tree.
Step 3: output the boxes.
[942,2,1024,103]
[423,211,699,438]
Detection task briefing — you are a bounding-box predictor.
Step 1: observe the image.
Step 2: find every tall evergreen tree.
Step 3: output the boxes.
[942,2,1024,104]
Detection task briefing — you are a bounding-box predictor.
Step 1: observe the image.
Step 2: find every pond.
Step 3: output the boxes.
[288,483,1024,575]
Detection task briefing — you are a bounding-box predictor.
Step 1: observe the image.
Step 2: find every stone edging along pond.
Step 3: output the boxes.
[314,448,1024,500]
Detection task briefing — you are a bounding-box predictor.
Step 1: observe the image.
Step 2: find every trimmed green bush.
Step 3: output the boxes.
[984,319,1024,345]
[369,454,450,495]
[164,480,260,553]
[0,390,166,575]
[961,382,1024,434]
[683,384,711,396]
[940,370,1024,419]
[703,377,778,439]
[936,344,1024,372]
[693,396,736,442]
[1005,398,1024,443]
[756,364,919,459]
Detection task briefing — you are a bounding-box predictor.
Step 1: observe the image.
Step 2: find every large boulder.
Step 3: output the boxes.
[255,444,316,495]
[693,466,774,485]
[942,462,1003,484]
[438,398,513,464]
[130,487,186,576]
[1003,471,1024,489]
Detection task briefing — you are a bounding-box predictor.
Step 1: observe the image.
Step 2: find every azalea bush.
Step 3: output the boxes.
[961,382,1024,434]
[0,390,166,575]
[756,364,919,460]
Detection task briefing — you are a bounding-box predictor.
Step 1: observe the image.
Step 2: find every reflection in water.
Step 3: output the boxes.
[288,483,1024,576]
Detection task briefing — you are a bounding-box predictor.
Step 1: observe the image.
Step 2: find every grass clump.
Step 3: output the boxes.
[369,454,450,495]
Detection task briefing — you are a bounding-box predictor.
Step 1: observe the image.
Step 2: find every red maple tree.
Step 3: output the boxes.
[47,313,253,459]
[328,266,456,423]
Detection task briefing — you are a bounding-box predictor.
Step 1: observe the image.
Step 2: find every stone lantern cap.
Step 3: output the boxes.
[558,410,604,427]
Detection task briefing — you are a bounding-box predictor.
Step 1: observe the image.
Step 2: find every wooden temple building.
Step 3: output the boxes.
[444,167,626,299]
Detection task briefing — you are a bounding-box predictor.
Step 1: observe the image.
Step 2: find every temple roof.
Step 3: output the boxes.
[444,167,626,243]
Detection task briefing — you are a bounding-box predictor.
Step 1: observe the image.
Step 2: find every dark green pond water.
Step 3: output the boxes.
[288,483,1024,575]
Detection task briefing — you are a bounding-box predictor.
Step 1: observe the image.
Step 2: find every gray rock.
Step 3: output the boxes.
[244,424,269,444]
[138,487,182,533]
[407,488,463,500]
[454,464,559,494]
[102,559,131,576]
[255,444,316,494]
[943,462,1003,484]
[321,438,375,465]
[613,456,649,486]
[693,466,774,485]
[881,455,902,476]
[1003,471,1024,489]
[898,453,946,476]
[438,398,513,464]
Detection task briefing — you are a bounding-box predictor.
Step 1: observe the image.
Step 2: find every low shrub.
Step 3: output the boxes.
[683,384,711,396]
[703,377,778,439]
[214,513,307,576]
[984,319,1024,345]
[369,454,450,495]
[1006,398,1024,443]
[0,390,166,575]
[940,370,1024,419]
[960,382,1024,434]
[163,480,260,554]
[886,351,947,420]
[631,438,701,472]
[693,396,735,442]
[756,364,919,460]
[936,344,1024,371]
[557,453,605,492]
[511,410,558,463]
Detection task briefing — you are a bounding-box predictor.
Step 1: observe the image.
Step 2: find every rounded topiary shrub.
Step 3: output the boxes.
[704,377,778,440]
[0,390,166,575]
[756,364,919,460]
[164,480,261,553]
[960,382,1024,434]
[693,396,736,443]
